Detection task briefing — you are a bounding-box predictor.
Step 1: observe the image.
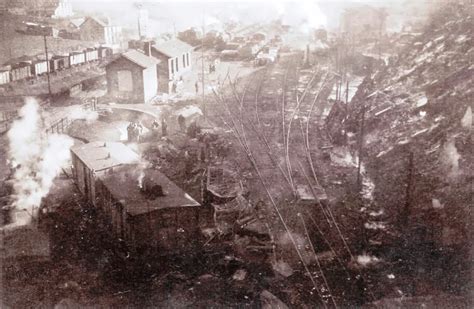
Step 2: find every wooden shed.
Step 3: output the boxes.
[70,141,140,205]
[95,164,214,254]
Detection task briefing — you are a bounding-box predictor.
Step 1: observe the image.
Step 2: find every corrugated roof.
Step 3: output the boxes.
[152,39,193,58]
[100,164,201,216]
[70,141,140,172]
[110,50,160,69]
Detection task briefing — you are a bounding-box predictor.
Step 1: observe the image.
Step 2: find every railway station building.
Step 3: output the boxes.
[105,50,160,103]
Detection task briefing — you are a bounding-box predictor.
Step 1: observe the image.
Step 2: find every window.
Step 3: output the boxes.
[186,53,190,67]
[182,54,186,68]
[170,59,174,74]
[175,57,179,72]
[117,70,133,92]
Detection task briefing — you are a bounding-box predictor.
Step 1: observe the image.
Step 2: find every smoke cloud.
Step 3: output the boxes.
[5,98,74,227]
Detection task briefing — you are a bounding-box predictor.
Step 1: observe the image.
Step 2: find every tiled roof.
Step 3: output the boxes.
[152,39,193,58]
[108,50,160,69]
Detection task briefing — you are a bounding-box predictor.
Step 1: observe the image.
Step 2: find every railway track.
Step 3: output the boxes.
[211,54,345,307]
[209,52,379,307]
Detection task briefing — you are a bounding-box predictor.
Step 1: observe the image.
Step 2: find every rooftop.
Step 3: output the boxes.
[100,164,200,216]
[108,49,160,69]
[152,39,193,58]
[70,141,140,172]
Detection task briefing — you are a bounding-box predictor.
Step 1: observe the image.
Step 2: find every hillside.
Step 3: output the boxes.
[0,13,96,64]
[334,0,472,301]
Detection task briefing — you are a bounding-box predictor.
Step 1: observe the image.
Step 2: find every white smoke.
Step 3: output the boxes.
[69,105,99,122]
[5,98,74,227]
[276,0,327,33]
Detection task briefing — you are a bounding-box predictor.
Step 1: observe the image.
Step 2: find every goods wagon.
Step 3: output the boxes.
[0,70,10,85]
[69,51,85,66]
[10,63,32,81]
[50,55,70,72]
[31,60,49,76]
[84,48,99,62]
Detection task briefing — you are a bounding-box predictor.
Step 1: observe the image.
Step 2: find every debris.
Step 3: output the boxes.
[461,106,472,129]
[355,254,381,267]
[232,269,247,281]
[260,290,289,309]
[272,260,294,278]
[432,198,444,209]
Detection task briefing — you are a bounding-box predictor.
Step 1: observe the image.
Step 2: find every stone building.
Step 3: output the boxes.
[105,50,159,103]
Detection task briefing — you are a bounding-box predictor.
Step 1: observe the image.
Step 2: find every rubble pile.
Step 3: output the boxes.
[333,1,472,300]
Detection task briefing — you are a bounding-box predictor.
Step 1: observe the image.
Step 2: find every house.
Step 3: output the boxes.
[143,39,193,93]
[70,141,140,205]
[95,164,214,254]
[105,49,159,103]
[78,16,122,46]
[67,18,85,30]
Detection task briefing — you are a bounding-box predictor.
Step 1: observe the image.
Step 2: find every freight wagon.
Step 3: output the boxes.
[10,62,32,81]
[50,55,70,72]
[98,46,113,59]
[69,51,85,66]
[31,60,49,76]
[0,69,10,85]
[84,48,99,62]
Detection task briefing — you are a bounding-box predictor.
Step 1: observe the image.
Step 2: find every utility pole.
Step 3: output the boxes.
[356,104,366,190]
[43,35,52,96]
[137,12,141,38]
[201,12,206,121]
[399,150,414,228]
[345,79,349,104]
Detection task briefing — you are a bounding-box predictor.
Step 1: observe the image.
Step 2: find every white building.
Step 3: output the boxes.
[138,8,149,39]
[53,0,73,18]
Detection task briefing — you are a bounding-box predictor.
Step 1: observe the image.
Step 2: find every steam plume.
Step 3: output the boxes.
[5,98,74,227]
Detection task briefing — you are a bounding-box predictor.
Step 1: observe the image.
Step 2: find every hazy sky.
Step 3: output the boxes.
[70,0,436,35]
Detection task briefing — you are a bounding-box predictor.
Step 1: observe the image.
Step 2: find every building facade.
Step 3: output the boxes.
[52,0,73,18]
[106,50,159,103]
[142,39,193,93]
[79,17,122,46]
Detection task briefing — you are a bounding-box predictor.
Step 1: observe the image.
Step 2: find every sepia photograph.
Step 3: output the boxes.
[0,0,472,307]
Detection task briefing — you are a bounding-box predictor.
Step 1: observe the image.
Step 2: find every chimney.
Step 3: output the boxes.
[140,176,165,199]
[144,41,152,57]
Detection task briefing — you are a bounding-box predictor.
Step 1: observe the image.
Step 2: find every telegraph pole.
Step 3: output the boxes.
[201,12,206,120]
[356,104,366,190]
[43,34,52,96]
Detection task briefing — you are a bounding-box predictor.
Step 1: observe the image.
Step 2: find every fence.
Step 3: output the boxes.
[44,98,97,135]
